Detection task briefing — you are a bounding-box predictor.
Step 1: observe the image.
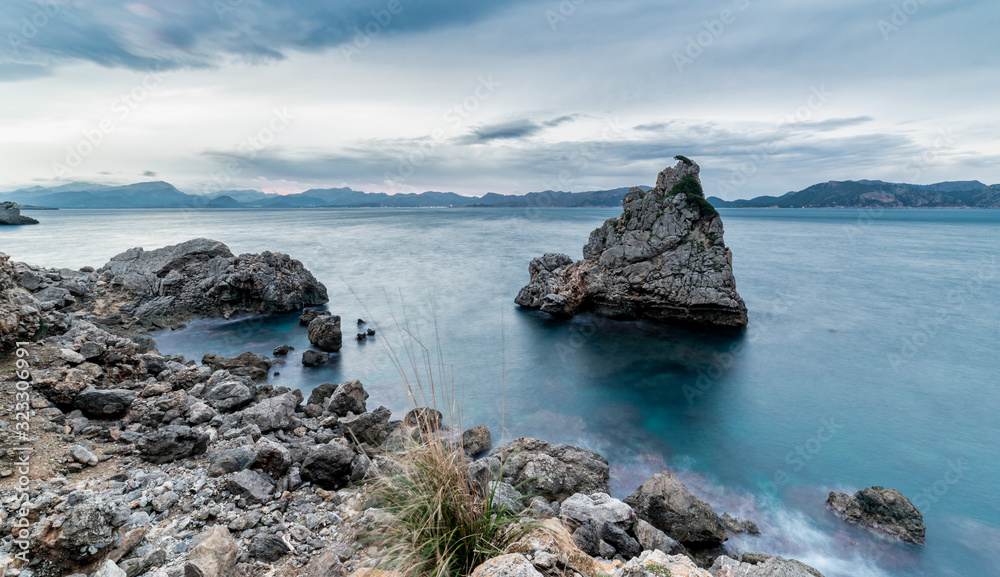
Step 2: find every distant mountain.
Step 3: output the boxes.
[709,180,1000,209]
[0,181,639,209]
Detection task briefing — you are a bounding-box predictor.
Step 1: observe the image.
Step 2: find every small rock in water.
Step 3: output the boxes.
[302,350,330,367]
[356,333,367,341]
[273,371,280,376]
[357,318,365,325]
[366,328,375,336]
[273,344,293,356]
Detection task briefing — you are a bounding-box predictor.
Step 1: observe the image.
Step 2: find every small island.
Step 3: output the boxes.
[0,201,39,225]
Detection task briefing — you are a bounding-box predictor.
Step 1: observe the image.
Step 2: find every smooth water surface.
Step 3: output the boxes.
[2,207,998,577]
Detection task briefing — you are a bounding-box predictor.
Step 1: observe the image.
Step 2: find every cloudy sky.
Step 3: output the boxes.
[1,0,997,199]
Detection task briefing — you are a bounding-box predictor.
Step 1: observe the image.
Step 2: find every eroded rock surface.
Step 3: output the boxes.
[827,486,926,544]
[516,158,747,329]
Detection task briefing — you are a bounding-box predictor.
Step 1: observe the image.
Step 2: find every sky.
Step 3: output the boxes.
[0,0,998,199]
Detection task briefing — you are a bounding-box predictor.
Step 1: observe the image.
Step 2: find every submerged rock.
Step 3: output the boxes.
[302,350,330,367]
[826,486,926,544]
[516,158,747,329]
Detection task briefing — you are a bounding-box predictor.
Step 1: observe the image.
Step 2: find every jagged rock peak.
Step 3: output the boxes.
[515,156,747,329]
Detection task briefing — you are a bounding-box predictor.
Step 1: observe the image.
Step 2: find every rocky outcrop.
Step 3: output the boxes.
[491,438,610,502]
[96,238,328,328]
[516,158,747,329]
[710,554,826,577]
[0,252,41,352]
[624,470,728,549]
[0,202,38,225]
[826,486,926,544]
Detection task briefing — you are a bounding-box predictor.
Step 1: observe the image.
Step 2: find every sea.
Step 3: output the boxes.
[2,207,998,577]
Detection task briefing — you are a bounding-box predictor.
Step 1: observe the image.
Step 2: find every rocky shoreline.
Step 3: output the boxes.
[0,240,922,577]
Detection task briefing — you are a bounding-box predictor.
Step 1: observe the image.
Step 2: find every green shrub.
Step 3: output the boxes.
[669,175,718,218]
[646,563,673,577]
[673,155,693,166]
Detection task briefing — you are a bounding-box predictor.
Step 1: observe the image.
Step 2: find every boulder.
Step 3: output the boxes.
[97,238,328,327]
[515,158,747,329]
[403,407,443,431]
[633,519,685,555]
[227,469,276,504]
[462,425,492,455]
[208,446,258,477]
[201,352,271,382]
[307,382,338,407]
[505,518,610,577]
[240,391,300,433]
[135,425,210,464]
[249,533,291,563]
[613,549,713,577]
[76,387,136,418]
[299,308,331,325]
[471,554,544,577]
[305,548,344,577]
[826,486,925,544]
[273,344,293,356]
[254,436,292,477]
[709,554,826,577]
[721,512,760,535]
[201,371,256,412]
[491,438,610,502]
[184,525,238,577]
[0,253,41,352]
[91,560,126,577]
[31,489,131,573]
[70,444,99,467]
[327,380,369,416]
[301,441,356,490]
[302,350,330,367]
[560,492,636,531]
[624,471,727,548]
[308,315,343,352]
[339,406,391,445]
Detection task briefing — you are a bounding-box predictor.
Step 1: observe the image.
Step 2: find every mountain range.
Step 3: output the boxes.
[0,182,642,209]
[3,178,999,210]
[707,180,1000,209]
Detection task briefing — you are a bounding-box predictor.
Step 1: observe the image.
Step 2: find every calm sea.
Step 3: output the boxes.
[2,207,998,577]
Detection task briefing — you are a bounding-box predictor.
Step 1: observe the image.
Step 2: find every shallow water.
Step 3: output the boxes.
[2,207,998,577]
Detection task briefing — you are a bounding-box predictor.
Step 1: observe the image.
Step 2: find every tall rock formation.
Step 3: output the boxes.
[516,157,747,329]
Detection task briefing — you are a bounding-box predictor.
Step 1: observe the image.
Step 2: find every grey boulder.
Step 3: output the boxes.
[624,470,727,548]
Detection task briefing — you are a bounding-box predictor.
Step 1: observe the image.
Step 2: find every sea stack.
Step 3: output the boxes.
[516,156,748,329]
[0,201,39,225]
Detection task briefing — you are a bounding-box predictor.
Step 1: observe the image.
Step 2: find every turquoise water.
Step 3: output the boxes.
[2,207,998,576]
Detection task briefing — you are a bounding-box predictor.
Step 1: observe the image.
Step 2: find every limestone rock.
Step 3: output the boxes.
[76,387,136,418]
[516,158,747,329]
[491,438,610,502]
[302,350,330,367]
[185,525,238,577]
[301,441,356,490]
[0,202,38,225]
[471,554,544,577]
[240,391,301,433]
[201,352,271,382]
[826,486,925,544]
[135,425,210,464]
[462,425,492,455]
[97,238,328,327]
[709,554,826,577]
[624,470,727,548]
[308,315,343,352]
[327,380,369,416]
[614,549,713,577]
